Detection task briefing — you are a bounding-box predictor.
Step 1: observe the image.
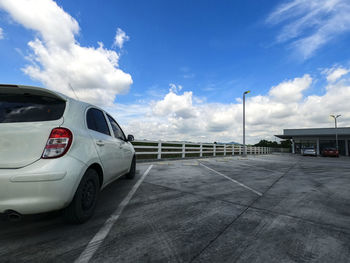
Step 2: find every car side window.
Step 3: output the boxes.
[107,114,126,141]
[86,108,111,136]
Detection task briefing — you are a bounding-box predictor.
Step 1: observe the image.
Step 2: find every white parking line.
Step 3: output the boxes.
[75,165,153,263]
[199,162,262,196]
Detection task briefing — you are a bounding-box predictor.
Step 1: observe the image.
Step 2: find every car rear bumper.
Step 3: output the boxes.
[0,156,86,214]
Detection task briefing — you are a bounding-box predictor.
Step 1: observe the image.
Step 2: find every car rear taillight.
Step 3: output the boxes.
[42,128,73,159]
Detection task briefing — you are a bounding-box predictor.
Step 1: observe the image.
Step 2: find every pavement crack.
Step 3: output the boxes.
[145,180,350,236]
[189,204,252,263]
[248,205,350,235]
[258,160,299,197]
[143,181,249,209]
[190,160,299,262]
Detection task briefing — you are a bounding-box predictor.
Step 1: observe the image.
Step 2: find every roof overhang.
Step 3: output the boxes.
[276,127,350,139]
[275,135,292,139]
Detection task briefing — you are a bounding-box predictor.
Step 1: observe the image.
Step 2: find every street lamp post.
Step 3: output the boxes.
[243,90,251,157]
[330,114,341,150]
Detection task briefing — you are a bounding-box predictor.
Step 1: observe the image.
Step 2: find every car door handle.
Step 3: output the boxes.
[96,140,105,146]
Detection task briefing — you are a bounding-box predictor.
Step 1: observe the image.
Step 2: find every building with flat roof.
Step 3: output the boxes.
[275,127,350,156]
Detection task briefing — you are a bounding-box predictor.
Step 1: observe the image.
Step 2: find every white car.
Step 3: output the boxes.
[0,84,136,223]
[301,147,317,156]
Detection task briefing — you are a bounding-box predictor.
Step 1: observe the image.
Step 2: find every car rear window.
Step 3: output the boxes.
[0,94,66,123]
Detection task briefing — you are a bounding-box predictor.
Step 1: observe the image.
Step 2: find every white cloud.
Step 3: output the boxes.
[0,0,78,47]
[183,73,195,79]
[113,28,129,49]
[267,0,350,59]
[169,83,182,93]
[0,27,3,39]
[0,0,132,106]
[323,66,350,83]
[269,74,312,102]
[152,85,197,119]
[112,71,350,144]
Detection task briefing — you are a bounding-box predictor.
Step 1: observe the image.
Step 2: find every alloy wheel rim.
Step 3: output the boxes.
[81,179,96,210]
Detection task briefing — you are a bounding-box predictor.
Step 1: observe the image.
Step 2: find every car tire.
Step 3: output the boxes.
[125,156,136,180]
[64,169,100,224]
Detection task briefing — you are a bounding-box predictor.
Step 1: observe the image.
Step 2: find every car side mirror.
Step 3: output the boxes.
[127,134,134,142]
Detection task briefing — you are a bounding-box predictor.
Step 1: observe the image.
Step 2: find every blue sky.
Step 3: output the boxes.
[1,0,350,143]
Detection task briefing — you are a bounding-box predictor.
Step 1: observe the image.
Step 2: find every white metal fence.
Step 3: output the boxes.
[132,140,271,160]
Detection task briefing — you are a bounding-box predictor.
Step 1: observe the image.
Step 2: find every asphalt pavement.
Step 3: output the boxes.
[1,154,350,263]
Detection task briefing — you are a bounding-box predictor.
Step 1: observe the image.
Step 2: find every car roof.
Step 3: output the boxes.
[0,83,103,111]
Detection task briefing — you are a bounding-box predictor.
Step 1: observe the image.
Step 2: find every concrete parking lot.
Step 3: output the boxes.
[1,154,350,263]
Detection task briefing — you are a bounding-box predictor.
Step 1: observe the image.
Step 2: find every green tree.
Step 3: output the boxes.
[254,139,291,148]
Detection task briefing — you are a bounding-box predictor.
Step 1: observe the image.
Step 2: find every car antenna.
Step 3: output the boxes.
[68,83,80,101]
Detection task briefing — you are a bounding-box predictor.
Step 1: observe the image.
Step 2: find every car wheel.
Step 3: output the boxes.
[125,156,136,180]
[64,169,100,224]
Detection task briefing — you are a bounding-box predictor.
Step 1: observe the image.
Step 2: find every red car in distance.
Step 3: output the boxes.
[321,148,339,157]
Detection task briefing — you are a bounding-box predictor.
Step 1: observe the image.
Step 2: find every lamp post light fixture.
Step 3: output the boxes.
[330,114,341,150]
[243,90,251,157]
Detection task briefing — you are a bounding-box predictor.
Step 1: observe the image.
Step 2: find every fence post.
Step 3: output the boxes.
[182,142,185,158]
[213,144,216,156]
[200,143,203,157]
[232,145,235,156]
[157,141,162,159]
[239,146,241,155]
[224,144,226,156]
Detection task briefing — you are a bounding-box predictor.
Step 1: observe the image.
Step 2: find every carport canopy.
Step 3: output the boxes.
[275,127,350,156]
